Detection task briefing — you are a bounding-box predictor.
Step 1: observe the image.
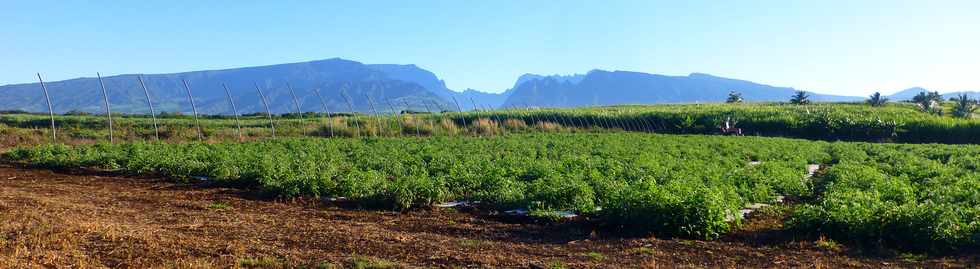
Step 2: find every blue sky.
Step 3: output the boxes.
[2,0,978,95]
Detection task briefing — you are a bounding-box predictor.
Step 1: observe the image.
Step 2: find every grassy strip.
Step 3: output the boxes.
[2,102,979,145]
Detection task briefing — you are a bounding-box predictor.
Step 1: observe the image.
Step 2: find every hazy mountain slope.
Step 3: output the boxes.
[501,70,861,107]
[887,87,980,101]
[0,59,451,114]
[512,73,586,89]
[365,64,511,110]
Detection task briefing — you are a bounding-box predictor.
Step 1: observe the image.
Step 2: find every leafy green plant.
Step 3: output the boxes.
[790,91,811,105]
[586,251,606,261]
[815,236,841,252]
[951,94,977,119]
[207,202,232,210]
[867,92,888,107]
[5,132,980,250]
[912,91,944,115]
[726,91,743,103]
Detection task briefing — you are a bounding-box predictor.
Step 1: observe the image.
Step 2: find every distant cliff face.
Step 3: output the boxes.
[0,59,452,114]
[501,70,860,108]
[4,58,898,115]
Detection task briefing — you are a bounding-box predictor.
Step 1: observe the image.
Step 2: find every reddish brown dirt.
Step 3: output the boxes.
[0,165,976,268]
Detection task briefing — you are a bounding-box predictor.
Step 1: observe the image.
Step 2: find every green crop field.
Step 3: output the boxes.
[3,102,979,253]
[2,102,978,147]
[5,133,978,251]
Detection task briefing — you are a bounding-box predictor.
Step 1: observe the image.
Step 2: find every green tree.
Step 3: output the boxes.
[789,90,810,105]
[912,91,943,115]
[951,94,977,118]
[726,91,743,103]
[866,92,888,107]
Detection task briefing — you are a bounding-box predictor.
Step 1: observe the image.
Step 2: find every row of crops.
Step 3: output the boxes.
[475,103,980,143]
[2,102,979,144]
[4,133,978,250]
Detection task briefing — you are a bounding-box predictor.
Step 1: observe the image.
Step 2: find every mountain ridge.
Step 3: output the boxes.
[886,87,980,101]
[0,58,453,114]
[9,58,967,115]
[501,70,861,107]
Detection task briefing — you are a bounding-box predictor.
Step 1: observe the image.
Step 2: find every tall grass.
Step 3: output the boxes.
[2,102,978,146]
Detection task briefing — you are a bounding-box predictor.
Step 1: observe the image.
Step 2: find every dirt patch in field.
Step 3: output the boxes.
[0,165,976,268]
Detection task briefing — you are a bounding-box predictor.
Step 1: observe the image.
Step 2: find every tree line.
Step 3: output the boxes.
[725,90,977,118]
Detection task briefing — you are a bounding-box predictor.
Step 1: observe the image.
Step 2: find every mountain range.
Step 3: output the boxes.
[884,87,980,101]
[501,71,860,108]
[0,58,973,115]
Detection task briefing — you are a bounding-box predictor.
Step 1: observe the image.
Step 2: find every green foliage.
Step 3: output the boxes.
[586,251,606,261]
[790,91,810,105]
[726,91,743,103]
[350,255,397,269]
[2,102,980,145]
[951,94,978,119]
[867,92,888,107]
[912,91,944,115]
[6,133,980,250]
[3,133,831,239]
[479,103,980,143]
[787,144,980,252]
[207,201,233,210]
[815,236,841,252]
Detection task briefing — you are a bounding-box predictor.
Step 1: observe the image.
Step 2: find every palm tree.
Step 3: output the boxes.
[951,94,978,118]
[789,90,810,105]
[867,92,888,107]
[726,91,743,103]
[912,91,943,115]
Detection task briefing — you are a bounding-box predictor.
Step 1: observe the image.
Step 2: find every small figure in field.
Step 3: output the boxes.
[720,117,742,136]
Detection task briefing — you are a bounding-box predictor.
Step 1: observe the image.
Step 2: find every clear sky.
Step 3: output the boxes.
[2,0,978,95]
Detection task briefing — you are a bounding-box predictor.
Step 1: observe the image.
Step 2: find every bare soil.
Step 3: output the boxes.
[0,165,976,268]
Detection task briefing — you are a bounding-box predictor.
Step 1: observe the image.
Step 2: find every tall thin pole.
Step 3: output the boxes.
[340,88,359,136]
[430,100,448,135]
[286,83,304,120]
[569,110,584,129]
[254,83,276,138]
[136,76,160,141]
[484,104,502,135]
[96,73,113,143]
[403,100,420,137]
[451,96,463,112]
[221,83,243,141]
[523,103,537,126]
[484,104,502,125]
[422,100,435,134]
[451,96,467,131]
[313,88,333,137]
[286,83,306,136]
[468,97,479,113]
[365,94,382,137]
[614,110,627,131]
[36,73,56,142]
[384,98,402,135]
[469,97,482,133]
[181,80,204,140]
